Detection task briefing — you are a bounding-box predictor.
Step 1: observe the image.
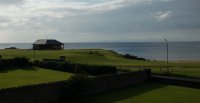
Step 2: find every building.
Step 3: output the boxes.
[33,39,64,50]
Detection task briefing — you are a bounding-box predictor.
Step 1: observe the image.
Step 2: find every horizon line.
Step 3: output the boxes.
[0,41,200,44]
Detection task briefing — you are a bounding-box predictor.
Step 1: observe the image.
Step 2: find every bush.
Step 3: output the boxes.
[63,74,89,99]
[33,60,40,65]
[12,57,30,66]
[0,61,5,70]
[35,61,117,76]
[122,54,147,61]
[75,64,117,76]
[36,61,68,72]
[0,57,31,68]
[0,55,2,59]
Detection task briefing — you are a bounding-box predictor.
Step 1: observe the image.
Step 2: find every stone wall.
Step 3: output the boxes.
[85,70,149,95]
[0,70,150,103]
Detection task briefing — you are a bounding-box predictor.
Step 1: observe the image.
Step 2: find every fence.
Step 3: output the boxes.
[113,65,151,72]
[113,65,200,79]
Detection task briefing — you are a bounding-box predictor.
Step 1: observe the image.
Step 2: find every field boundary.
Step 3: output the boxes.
[0,70,149,103]
[84,70,150,95]
[151,75,200,89]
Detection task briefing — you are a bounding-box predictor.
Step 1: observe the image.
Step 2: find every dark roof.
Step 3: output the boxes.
[33,39,63,45]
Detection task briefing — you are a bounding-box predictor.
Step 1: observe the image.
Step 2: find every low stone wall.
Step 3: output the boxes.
[151,75,200,89]
[0,81,67,103]
[85,70,149,95]
[0,70,150,103]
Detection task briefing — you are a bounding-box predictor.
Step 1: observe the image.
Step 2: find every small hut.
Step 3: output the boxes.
[33,39,64,50]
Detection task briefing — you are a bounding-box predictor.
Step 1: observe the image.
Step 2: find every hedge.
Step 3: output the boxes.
[35,61,117,76]
[62,74,89,100]
[0,56,117,76]
[122,54,147,61]
[0,57,31,70]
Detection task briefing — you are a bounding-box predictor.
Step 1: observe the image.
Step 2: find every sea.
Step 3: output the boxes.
[0,42,200,61]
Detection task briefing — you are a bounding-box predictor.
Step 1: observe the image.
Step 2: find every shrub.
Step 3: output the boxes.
[12,57,30,66]
[0,57,31,68]
[33,60,40,65]
[0,61,5,70]
[63,74,89,99]
[35,61,117,76]
[36,61,71,72]
[76,64,117,76]
[122,54,147,61]
[0,55,2,59]
[88,51,104,56]
[62,62,75,72]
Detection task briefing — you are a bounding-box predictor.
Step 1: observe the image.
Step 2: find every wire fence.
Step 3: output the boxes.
[111,65,200,79]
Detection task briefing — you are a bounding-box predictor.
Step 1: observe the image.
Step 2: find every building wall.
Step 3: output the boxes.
[33,44,63,50]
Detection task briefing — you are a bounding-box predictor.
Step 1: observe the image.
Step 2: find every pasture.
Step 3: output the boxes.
[0,49,200,103]
[0,67,73,89]
[0,49,200,67]
[0,49,200,78]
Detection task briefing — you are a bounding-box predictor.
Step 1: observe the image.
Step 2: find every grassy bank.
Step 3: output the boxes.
[0,49,200,78]
[0,67,73,89]
[0,49,200,67]
[73,82,200,103]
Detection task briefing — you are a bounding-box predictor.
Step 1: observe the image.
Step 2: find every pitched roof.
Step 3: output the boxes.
[33,39,63,45]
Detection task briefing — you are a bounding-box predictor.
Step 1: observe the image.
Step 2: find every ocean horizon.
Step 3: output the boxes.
[0,42,200,61]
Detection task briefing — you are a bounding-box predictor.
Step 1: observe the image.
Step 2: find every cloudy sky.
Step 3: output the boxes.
[0,0,199,43]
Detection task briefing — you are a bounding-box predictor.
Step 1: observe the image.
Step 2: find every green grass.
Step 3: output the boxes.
[0,49,200,67]
[0,67,73,89]
[0,49,147,65]
[73,82,200,103]
[1,49,200,78]
[1,49,200,102]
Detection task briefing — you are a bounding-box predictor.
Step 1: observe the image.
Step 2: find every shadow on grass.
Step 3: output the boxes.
[0,66,38,73]
[66,82,167,103]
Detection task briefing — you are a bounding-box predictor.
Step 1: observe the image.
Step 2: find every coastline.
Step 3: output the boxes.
[0,42,200,61]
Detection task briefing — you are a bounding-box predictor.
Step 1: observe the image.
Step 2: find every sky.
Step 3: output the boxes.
[0,0,199,43]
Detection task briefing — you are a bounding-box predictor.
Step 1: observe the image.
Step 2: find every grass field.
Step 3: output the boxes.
[1,49,200,103]
[0,49,200,67]
[0,67,73,89]
[0,49,200,78]
[72,82,200,103]
[0,49,156,65]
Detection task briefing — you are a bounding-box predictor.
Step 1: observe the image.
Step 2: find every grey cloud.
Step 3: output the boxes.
[0,0,200,42]
[0,0,24,5]
[24,0,199,35]
[27,0,200,32]
[67,0,200,33]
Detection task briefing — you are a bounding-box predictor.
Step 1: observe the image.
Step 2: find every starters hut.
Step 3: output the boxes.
[33,39,64,50]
